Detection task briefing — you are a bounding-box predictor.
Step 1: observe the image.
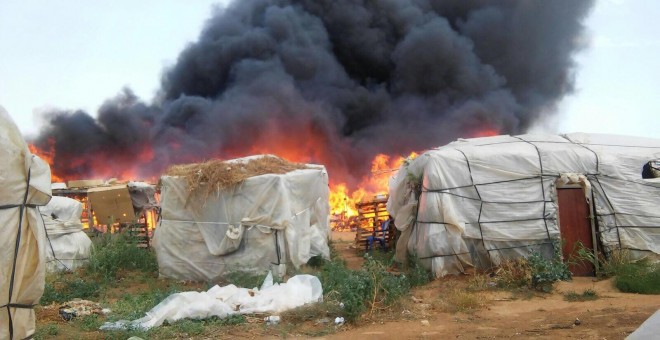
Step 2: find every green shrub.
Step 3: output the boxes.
[575,245,660,295]
[493,242,571,292]
[318,258,371,321]
[527,243,571,292]
[318,253,414,321]
[406,255,432,287]
[86,231,158,281]
[612,259,660,294]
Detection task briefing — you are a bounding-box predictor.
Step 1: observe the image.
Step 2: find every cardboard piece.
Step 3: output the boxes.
[87,185,135,224]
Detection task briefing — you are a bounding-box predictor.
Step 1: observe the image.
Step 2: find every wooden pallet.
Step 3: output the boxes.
[354,195,396,251]
[355,225,396,251]
[119,222,150,248]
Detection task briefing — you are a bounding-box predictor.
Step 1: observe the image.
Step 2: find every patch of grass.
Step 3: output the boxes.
[108,285,182,320]
[406,255,432,287]
[170,319,205,336]
[222,270,269,288]
[318,252,414,322]
[563,289,599,302]
[280,301,343,324]
[435,287,485,313]
[612,259,660,294]
[495,258,531,289]
[467,273,492,291]
[34,323,60,339]
[41,274,100,304]
[494,242,571,292]
[575,245,660,295]
[77,314,104,331]
[87,231,158,281]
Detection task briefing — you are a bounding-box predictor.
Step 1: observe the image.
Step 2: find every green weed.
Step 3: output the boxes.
[86,231,158,281]
[612,259,660,294]
[41,275,100,304]
[563,289,599,302]
[575,245,660,294]
[34,323,60,339]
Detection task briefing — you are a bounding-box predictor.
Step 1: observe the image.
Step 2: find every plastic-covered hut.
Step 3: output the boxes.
[153,155,330,282]
[388,133,660,277]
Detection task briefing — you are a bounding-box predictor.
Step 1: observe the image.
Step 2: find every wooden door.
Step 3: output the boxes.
[557,188,594,276]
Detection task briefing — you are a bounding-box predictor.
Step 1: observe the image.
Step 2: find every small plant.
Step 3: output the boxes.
[435,288,485,313]
[493,242,571,292]
[406,255,432,287]
[78,314,103,331]
[86,231,158,281]
[495,258,531,289]
[41,274,100,304]
[563,289,599,302]
[612,259,660,294]
[34,323,60,339]
[575,244,660,294]
[527,242,571,292]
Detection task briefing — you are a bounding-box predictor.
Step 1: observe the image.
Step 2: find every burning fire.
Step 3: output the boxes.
[329,152,418,218]
[29,126,496,231]
[28,138,64,183]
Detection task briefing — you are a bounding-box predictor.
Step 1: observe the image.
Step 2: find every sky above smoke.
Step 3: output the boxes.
[23,0,594,185]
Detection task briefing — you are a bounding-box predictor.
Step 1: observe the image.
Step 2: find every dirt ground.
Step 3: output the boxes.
[35,232,659,339]
[328,231,660,340]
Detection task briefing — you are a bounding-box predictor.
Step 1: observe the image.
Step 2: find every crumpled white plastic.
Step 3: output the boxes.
[100,272,323,331]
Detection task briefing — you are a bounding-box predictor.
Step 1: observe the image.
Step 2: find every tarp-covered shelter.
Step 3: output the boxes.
[40,196,93,272]
[0,107,52,339]
[388,133,660,277]
[153,156,330,282]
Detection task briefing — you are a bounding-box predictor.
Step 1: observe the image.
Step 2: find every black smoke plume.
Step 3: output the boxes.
[33,0,594,185]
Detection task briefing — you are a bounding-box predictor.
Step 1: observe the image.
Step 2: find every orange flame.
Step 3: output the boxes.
[328,152,417,219]
[28,138,64,183]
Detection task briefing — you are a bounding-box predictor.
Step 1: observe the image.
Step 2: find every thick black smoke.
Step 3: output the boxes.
[34,0,594,185]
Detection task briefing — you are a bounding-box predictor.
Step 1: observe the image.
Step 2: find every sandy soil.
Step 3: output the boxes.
[36,232,658,339]
[328,232,660,340]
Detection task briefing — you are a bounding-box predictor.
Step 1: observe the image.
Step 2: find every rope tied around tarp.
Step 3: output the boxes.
[3,166,32,340]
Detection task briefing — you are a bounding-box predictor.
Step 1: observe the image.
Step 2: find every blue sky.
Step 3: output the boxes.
[1,0,658,139]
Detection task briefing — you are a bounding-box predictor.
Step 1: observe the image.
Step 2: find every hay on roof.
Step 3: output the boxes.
[164,156,309,196]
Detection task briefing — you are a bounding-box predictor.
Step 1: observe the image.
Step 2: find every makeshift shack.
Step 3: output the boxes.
[40,196,93,272]
[52,181,159,244]
[0,107,52,339]
[153,155,330,282]
[388,133,660,277]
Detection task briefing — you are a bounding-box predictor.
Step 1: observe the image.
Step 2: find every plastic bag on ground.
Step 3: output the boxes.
[100,273,323,331]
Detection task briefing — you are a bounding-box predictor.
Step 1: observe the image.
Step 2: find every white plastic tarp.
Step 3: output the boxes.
[0,107,52,340]
[153,156,330,282]
[40,196,93,272]
[100,273,323,330]
[388,133,660,277]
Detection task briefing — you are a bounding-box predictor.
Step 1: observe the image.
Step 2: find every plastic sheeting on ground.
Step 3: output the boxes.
[388,133,660,277]
[40,196,93,272]
[153,156,330,282]
[0,107,52,340]
[100,272,323,331]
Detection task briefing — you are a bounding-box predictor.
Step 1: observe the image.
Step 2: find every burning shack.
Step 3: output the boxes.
[52,180,159,245]
[153,155,330,282]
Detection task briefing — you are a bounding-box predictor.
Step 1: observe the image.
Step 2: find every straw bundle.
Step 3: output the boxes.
[164,155,309,197]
